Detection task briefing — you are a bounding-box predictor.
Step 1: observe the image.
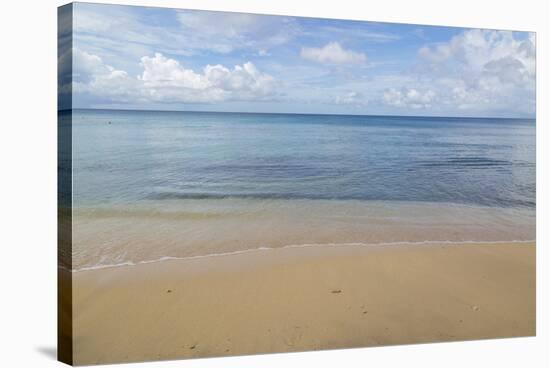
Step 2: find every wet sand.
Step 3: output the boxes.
[71,242,535,365]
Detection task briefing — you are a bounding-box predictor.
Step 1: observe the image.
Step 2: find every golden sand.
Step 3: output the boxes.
[71,242,535,365]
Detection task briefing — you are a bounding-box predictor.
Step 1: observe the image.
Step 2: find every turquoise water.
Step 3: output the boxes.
[69,109,536,270]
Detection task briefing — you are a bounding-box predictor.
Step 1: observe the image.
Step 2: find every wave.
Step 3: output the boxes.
[146,191,536,208]
[74,207,230,220]
[419,157,513,168]
[68,239,535,273]
[148,191,336,201]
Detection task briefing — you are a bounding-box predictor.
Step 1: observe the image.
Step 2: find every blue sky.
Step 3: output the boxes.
[66,2,536,117]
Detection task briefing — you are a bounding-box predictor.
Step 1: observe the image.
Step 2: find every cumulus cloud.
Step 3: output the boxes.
[334,91,366,105]
[73,50,276,104]
[384,30,535,115]
[419,30,535,78]
[72,49,137,101]
[139,54,210,89]
[300,42,367,65]
[383,88,436,109]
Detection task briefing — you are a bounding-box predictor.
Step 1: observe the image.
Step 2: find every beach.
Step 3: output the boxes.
[71,241,535,365]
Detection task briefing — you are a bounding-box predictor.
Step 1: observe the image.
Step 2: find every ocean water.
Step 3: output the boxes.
[70,109,536,270]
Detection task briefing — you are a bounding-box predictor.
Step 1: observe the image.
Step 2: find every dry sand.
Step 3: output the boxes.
[71,242,535,365]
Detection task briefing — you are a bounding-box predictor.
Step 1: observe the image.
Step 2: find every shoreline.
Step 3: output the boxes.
[71,241,536,365]
[68,239,536,273]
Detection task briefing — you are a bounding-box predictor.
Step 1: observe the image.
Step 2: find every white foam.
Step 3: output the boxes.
[67,239,535,273]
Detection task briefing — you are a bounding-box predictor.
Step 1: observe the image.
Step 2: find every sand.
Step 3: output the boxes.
[70,242,535,365]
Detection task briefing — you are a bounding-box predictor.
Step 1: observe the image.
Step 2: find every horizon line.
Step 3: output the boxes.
[60,107,536,121]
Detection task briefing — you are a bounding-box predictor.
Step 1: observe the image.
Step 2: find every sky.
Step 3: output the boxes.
[62,2,536,117]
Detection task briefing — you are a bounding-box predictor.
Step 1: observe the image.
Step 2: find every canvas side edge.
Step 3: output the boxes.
[58,3,74,366]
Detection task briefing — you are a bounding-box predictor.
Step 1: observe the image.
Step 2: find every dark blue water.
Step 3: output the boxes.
[72,109,535,209]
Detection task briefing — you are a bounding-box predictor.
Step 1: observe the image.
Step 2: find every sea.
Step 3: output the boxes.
[66,109,536,271]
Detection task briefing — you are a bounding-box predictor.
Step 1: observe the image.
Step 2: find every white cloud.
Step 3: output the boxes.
[311,26,401,43]
[176,10,299,54]
[139,53,210,90]
[204,62,275,97]
[300,42,367,65]
[418,29,535,78]
[72,49,137,101]
[258,49,270,57]
[385,29,536,115]
[334,91,366,105]
[73,4,299,62]
[417,44,451,63]
[176,11,263,38]
[383,88,436,109]
[73,50,276,104]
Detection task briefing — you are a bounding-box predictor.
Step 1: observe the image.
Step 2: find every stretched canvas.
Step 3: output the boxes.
[58,2,536,365]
